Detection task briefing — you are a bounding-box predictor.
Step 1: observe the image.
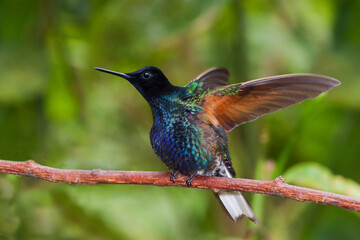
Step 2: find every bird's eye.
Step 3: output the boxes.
[143,72,151,79]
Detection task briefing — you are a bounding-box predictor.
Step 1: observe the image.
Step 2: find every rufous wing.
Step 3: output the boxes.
[200,74,340,132]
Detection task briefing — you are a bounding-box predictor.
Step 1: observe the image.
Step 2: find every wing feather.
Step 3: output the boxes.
[200,74,340,131]
[184,67,229,94]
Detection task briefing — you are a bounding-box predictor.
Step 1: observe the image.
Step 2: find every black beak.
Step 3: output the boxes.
[94,67,132,80]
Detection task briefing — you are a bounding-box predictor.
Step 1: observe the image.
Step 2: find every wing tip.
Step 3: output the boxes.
[304,73,341,87]
[242,73,341,87]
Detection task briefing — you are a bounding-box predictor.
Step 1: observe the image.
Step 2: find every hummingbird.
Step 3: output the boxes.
[95,66,340,223]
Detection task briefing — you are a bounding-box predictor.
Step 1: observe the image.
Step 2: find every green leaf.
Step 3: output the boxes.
[284,162,360,199]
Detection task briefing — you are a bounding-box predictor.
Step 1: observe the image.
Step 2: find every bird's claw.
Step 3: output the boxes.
[170,172,196,187]
[185,174,196,187]
[170,172,176,183]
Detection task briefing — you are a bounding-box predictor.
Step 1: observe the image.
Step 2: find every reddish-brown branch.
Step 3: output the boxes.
[0,159,359,212]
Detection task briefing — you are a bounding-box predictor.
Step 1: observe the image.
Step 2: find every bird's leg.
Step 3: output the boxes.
[169,171,177,183]
[185,173,196,187]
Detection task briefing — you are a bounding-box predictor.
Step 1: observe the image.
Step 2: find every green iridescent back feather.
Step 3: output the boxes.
[184,84,242,104]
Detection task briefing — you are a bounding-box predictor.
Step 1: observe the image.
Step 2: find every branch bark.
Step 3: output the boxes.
[0,159,359,212]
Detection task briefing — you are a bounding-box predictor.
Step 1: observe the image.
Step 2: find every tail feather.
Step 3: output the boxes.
[217,190,257,223]
[216,166,257,223]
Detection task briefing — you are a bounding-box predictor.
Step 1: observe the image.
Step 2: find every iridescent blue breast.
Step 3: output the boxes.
[149,94,213,175]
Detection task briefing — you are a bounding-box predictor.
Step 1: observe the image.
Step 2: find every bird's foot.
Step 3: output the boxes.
[170,171,177,183]
[185,174,196,187]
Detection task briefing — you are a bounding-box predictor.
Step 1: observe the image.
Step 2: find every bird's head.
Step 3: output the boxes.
[95,66,176,100]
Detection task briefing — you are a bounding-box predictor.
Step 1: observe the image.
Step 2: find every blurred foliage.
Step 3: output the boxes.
[0,0,359,239]
[284,162,360,199]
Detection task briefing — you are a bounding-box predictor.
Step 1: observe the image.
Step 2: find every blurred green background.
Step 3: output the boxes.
[0,0,360,239]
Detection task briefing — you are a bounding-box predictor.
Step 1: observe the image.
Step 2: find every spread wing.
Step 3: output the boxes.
[199,73,340,132]
[184,67,229,94]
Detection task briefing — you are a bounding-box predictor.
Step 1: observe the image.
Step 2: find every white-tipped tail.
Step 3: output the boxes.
[217,190,257,223]
[216,167,257,223]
